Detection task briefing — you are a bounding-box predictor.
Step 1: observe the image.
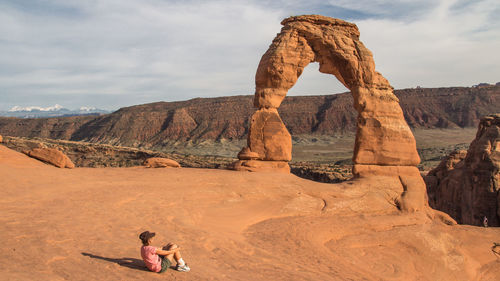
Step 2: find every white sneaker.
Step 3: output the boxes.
[176,264,190,272]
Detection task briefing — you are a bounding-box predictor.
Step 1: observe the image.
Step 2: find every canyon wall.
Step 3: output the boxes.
[1,86,498,148]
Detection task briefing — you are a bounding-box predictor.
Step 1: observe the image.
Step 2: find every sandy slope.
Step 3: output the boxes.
[1,145,499,281]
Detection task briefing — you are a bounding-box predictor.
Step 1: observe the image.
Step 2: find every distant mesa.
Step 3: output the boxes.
[472,82,499,88]
[0,86,498,147]
[425,113,500,226]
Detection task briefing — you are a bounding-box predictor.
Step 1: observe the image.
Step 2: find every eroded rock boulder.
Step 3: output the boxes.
[143,157,181,168]
[24,147,75,168]
[425,114,500,226]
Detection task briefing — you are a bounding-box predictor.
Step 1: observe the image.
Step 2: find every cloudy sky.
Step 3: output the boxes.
[1,0,499,111]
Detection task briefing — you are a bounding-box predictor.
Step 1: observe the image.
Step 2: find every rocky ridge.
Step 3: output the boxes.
[1,136,234,169]
[0,86,498,149]
[1,136,354,183]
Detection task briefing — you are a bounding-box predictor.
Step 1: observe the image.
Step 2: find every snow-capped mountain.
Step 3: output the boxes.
[8,104,65,112]
[0,104,109,118]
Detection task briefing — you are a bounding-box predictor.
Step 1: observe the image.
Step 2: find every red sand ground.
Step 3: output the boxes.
[1,145,499,280]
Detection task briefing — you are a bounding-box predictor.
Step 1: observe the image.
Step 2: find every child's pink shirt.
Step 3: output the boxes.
[141,245,161,272]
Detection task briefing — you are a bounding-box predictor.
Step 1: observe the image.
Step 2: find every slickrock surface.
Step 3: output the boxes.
[1,145,499,280]
[143,157,181,168]
[426,114,500,226]
[24,147,75,169]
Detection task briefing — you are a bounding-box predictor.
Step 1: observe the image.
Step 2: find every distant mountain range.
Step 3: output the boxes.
[0,104,109,118]
[0,85,499,148]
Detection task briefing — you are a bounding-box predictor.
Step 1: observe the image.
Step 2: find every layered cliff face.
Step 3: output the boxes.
[425,114,500,226]
[0,115,97,140]
[0,86,499,147]
[398,86,500,128]
[68,96,253,147]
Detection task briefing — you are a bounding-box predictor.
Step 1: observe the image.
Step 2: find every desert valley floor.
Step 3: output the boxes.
[1,144,499,281]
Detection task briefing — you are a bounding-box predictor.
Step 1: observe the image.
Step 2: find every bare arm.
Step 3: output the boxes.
[156,247,180,256]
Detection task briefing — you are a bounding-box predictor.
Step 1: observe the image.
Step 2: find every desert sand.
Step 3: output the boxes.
[1,144,499,281]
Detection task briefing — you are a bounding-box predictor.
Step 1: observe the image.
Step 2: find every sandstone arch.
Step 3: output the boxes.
[233,15,432,213]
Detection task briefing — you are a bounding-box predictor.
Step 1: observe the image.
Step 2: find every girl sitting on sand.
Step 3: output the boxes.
[139,231,190,273]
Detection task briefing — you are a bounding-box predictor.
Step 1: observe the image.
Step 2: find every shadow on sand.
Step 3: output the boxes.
[81,252,149,272]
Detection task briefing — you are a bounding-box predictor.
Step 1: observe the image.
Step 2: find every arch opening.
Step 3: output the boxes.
[287,62,349,96]
[281,61,356,181]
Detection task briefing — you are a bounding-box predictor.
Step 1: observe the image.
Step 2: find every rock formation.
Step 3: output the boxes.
[3,136,236,169]
[425,114,500,226]
[24,147,75,169]
[232,15,445,214]
[0,135,3,143]
[143,157,181,168]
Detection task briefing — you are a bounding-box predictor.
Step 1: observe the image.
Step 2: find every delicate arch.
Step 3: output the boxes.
[250,15,419,167]
[233,14,431,213]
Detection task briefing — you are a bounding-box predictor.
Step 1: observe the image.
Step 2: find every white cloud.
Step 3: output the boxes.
[0,0,499,110]
[0,0,284,109]
[9,104,64,112]
[357,0,500,88]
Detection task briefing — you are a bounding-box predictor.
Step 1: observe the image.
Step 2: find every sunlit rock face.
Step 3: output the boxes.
[426,114,500,226]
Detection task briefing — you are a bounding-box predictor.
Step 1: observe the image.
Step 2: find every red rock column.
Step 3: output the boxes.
[232,100,292,172]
